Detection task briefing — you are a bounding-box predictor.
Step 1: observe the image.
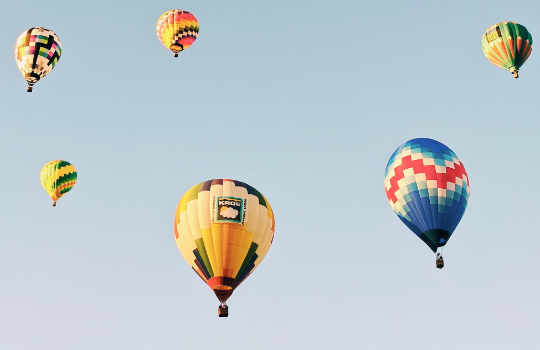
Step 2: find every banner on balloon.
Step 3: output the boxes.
[212,196,246,225]
[485,25,502,43]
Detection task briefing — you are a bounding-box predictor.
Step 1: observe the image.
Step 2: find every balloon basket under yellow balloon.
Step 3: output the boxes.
[218,305,229,317]
[52,201,56,207]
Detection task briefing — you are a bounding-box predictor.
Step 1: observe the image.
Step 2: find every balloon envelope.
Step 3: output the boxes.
[481,22,532,78]
[174,179,274,302]
[15,27,62,91]
[40,160,77,205]
[384,139,470,252]
[156,9,199,57]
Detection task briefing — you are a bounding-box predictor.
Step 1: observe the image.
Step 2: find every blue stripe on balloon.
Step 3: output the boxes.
[404,190,430,233]
[420,194,436,231]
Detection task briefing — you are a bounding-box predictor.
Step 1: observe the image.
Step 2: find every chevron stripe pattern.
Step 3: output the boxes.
[384,139,470,252]
[15,27,62,89]
[40,160,77,205]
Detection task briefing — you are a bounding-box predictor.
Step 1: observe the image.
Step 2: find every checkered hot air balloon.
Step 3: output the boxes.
[14,27,62,92]
[40,160,77,206]
[384,139,470,266]
[156,9,199,57]
[481,22,532,78]
[174,179,274,317]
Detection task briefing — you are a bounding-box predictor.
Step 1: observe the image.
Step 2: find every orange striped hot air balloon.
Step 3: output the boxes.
[481,22,532,78]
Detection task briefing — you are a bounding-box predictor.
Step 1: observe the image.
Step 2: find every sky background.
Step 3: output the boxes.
[0,0,539,349]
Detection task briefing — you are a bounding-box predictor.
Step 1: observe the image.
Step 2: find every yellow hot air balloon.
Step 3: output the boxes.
[174,179,275,317]
[40,160,77,206]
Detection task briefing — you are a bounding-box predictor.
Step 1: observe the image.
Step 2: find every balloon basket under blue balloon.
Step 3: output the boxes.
[436,257,444,269]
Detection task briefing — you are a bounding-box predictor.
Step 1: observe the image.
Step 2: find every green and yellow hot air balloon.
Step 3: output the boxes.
[40,160,77,206]
[481,22,532,78]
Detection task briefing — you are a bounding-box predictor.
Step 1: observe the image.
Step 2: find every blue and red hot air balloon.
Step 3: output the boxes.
[384,138,470,268]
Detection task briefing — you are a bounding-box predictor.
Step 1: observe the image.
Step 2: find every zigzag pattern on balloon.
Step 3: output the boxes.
[40,160,77,203]
[384,139,470,252]
[156,9,199,56]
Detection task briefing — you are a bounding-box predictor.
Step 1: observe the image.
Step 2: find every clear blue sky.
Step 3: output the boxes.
[0,0,539,349]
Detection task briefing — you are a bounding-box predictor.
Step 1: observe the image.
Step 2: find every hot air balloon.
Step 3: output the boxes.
[40,160,77,206]
[174,179,274,316]
[384,139,470,268]
[14,27,62,92]
[156,9,199,57]
[481,22,532,78]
